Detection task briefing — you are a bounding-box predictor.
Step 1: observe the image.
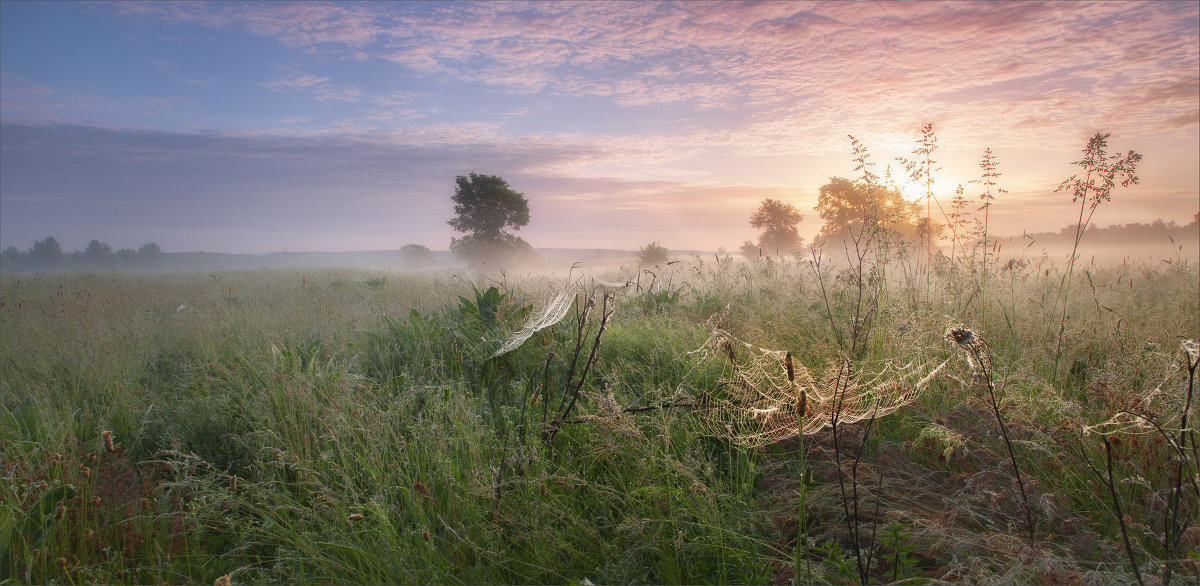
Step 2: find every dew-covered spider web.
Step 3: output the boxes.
[1081,339,1199,439]
[489,287,576,359]
[687,330,948,448]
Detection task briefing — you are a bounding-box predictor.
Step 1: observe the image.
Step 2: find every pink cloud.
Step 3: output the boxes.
[115,1,1197,146]
[262,73,330,90]
[261,72,361,102]
[107,2,1196,224]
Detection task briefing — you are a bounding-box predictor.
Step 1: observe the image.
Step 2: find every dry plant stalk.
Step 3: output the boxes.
[543,292,615,446]
[944,326,1034,546]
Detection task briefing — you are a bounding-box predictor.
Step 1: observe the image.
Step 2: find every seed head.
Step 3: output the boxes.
[944,327,980,349]
[945,326,990,371]
[101,430,116,453]
[413,481,430,498]
[213,575,231,586]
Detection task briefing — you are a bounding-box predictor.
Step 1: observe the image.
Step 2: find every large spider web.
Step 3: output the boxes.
[489,287,576,359]
[688,330,948,448]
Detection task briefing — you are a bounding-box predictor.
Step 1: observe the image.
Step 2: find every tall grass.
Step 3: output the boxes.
[2,250,1196,584]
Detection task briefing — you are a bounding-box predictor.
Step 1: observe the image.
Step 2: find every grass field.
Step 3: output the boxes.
[2,248,1197,584]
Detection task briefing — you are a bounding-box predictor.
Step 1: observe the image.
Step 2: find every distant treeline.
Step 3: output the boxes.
[0,237,650,274]
[994,216,1199,251]
[0,238,451,273]
[1,237,166,272]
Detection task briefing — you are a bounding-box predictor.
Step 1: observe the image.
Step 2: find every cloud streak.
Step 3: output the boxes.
[110,1,1197,150]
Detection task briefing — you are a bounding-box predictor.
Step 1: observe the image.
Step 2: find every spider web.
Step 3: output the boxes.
[490,287,576,359]
[688,330,948,448]
[1081,341,1196,439]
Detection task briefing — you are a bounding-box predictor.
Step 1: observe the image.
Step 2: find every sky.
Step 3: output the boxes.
[1,0,1197,254]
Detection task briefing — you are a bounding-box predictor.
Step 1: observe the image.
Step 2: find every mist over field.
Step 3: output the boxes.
[1,222,1197,275]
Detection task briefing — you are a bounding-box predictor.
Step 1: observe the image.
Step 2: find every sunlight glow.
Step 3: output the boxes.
[891,169,972,205]
[898,182,928,202]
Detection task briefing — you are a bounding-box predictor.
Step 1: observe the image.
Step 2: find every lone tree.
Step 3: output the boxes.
[447,173,531,266]
[135,242,162,267]
[637,241,670,265]
[750,198,804,256]
[400,243,435,267]
[138,242,161,258]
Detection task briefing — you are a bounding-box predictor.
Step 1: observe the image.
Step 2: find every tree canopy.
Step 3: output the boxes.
[138,242,161,257]
[637,241,670,265]
[447,173,531,266]
[814,177,929,245]
[29,236,62,266]
[401,243,436,267]
[749,198,804,256]
[739,240,761,259]
[85,240,113,259]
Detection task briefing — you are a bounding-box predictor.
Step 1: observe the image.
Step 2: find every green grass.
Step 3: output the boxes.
[1,256,1197,585]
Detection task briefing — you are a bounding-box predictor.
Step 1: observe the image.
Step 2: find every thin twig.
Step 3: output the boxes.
[1104,436,1145,586]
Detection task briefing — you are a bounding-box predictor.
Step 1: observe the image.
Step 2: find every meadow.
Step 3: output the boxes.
[1,244,1197,584]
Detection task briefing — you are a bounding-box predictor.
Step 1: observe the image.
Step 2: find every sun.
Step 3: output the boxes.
[894,171,971,204]
[897,181,926,202]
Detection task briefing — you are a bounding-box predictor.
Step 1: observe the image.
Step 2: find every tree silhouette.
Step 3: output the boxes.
[1,246,21,268]
[814,178,925,245]
[401,243,436,267]
[637,241,669,265]
[30,236,63,266]
[739,240,760,259]
[447,173,531,266]
[85,240,113,263]
[749,198,804,256]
